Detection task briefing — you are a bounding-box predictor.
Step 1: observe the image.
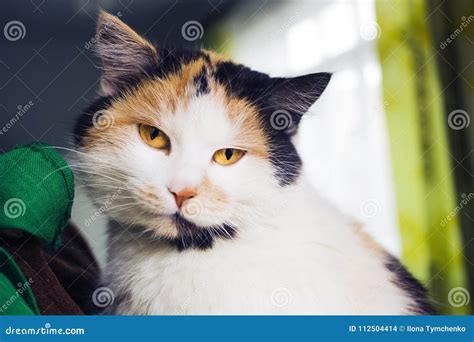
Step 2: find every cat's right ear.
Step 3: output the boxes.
[95,11,158,95]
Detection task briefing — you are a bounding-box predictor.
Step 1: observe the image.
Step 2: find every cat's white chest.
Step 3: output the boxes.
[110,217,412,315]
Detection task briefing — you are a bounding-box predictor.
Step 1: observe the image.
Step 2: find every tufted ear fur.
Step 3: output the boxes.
[264,72,332,131]
[95,11,158,95]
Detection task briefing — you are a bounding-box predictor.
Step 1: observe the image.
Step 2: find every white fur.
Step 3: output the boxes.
[106,178,413,315]
[79,92,414,315]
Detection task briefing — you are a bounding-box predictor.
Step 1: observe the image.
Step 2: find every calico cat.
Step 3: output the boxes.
[74,12,435,315]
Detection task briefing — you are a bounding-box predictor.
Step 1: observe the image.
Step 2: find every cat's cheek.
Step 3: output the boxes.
[187,207,231,227]
[126,140,172,185]
[203,160,273,220]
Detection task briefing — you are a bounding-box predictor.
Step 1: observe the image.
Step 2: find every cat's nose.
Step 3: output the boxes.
[168,188,197,208]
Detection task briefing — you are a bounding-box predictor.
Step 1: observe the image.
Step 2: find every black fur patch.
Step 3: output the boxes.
[108,217,236,252]
[265,136,302,186]
[74,96,114,146]
[155,48,206,79]
[166,213,236,251]
[75,46,331,187]
[385,254,436,315]
[75,49,211,146]
[213,61,331,186]
[214,61,270,104]
[193,66,210,96]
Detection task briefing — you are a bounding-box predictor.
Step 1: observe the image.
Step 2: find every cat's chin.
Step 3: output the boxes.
[109,208,236,250]
[162,213,236,250]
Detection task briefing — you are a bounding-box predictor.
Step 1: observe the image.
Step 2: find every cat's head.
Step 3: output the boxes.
[75,12,331,250]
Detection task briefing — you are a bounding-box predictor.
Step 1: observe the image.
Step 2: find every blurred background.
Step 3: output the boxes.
[0,0,472,314]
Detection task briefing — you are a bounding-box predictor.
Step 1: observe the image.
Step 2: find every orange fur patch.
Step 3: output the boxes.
[351,221,385,254]
[201,176,227,206]
[84,52,269,161]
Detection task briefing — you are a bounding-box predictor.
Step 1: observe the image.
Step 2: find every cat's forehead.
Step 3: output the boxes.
[108,59,267,155]
[165,93,234,145]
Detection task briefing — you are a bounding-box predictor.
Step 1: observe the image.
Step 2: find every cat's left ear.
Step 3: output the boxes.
[265,72,331,132]
[95,11,158,95]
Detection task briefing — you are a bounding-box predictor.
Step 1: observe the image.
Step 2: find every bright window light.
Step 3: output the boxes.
[286,3,358,72]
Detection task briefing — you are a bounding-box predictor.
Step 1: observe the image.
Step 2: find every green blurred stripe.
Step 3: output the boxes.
[376,0,469,314]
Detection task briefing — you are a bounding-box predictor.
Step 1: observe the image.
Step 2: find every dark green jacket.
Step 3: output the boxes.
[0,143,74,315]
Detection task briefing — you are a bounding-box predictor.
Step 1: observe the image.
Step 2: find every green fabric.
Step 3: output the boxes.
[376,0,468,314]
[428,0,474,314]
[0,248,38,315]
[0,142,75,315]
[0,142,74,251]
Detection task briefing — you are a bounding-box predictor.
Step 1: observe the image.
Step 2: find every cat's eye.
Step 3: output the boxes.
[138,124,170,150]
[213,148,246,166]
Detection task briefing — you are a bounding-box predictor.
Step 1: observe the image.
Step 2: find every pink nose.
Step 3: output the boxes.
[169,188,197,208]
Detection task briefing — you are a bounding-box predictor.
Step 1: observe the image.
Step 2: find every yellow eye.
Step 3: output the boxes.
[213,148,245,166]
[138,124,170,150]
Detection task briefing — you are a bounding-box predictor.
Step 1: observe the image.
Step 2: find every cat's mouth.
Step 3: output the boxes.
[172,212,202,231]
[165,213,237,250]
